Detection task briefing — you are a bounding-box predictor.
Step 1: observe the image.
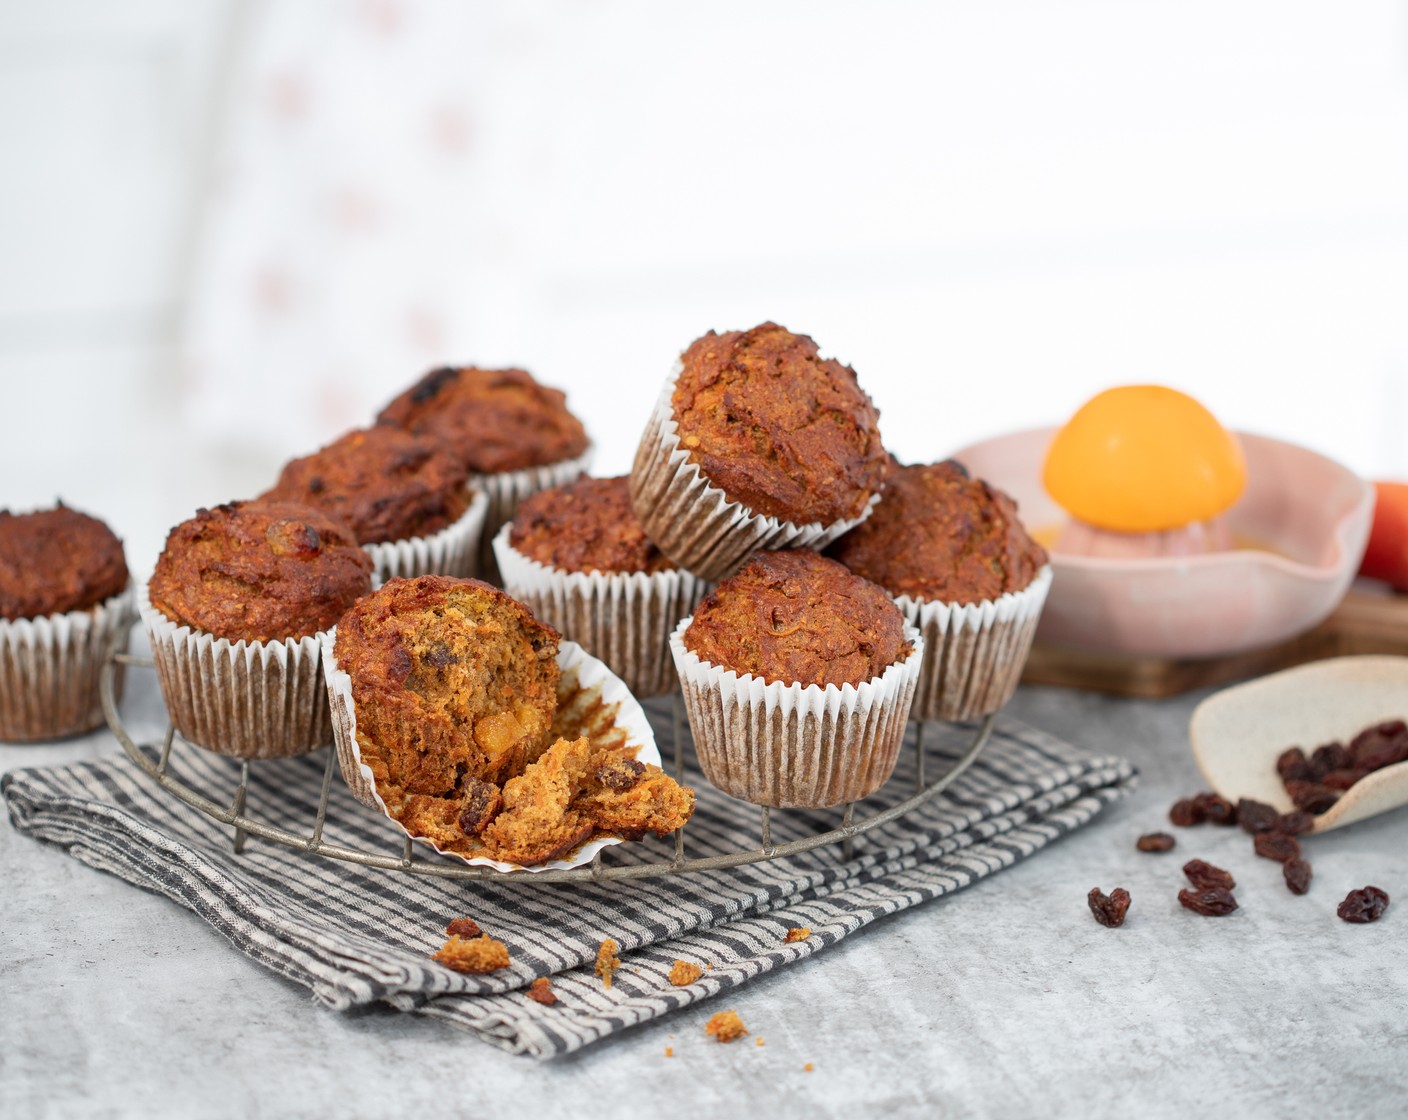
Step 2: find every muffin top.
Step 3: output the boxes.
[670,322,888,526]
[0,504,129,620]
[828,460,1047,605]
[509,475,674,575]
[261,425,472,545]
[149,500,373,642]
[683,549,910,688]
[377,366,589,474]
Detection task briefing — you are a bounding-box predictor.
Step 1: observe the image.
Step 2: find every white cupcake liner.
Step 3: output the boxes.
[669,617,924,808]
[898,565,1053,723]
[629,368,882,582]
[492,524,710,698]
[139,584,332,759]
[321,633,661,873]
[363,486,488,585]
[469,444,594,582]
[0,586,134,741]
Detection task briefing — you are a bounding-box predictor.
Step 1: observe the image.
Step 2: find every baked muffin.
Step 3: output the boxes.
[493,476,707,697]
[828,460,1052,722]
[260,425,486,582]
[671,549,923,807]
[142,500,373,758]
[630,322,888,581]
[325,575,693,864]
[0,504,134,740]
[378,367,592,581]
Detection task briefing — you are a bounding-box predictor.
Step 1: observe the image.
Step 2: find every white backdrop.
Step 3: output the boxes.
[3,0,1407,572]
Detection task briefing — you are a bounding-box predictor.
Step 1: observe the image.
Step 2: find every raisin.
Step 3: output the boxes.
[307,475,325,494]
[1136,832,1176,853]
[1194,792,1237,826]
[445,917,482,938]
[526,977,558,1006]
[596,758,646,791]
[1253,832,1301,863]
[1321,768,1368,791]
[1183,859,1236,891]
[265,518,322,558]
[1087,887,1131,928]
[1169,798,1205,827]
[423,643,460,668]
[1276,747,1313,783]
[1236,798,1280,834]
[1277,810,1315,836]
[457,778,502,836]
[1310,741,1352,777]
[1178,887,1239,916]
[388,645,414,684]
[409,366,459,403]
[1284,780,1341,815]
[1283,859,1312,895]
[1352,734,1408,773]
[1337,886,1390,923]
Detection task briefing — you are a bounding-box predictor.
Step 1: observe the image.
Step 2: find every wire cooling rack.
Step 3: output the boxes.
[101,653,996,883]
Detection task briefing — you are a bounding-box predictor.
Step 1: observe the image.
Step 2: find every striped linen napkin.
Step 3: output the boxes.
[3,702,1135,1059]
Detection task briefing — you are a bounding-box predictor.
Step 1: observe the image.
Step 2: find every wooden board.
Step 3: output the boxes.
[1021,589,1408,699]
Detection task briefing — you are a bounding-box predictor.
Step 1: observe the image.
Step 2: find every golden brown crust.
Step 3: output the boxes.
[431,933,511,973]
[509,475,674,574]
[261,425,471,544]
[0,504,128,620]
[828,460,1047,605]
[378,366,589,474]
[670,323,887,525]
[683,549,910,688]
[149,500,371,642]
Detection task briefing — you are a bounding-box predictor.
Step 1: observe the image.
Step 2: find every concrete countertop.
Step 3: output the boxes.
[2,672,1404,1119]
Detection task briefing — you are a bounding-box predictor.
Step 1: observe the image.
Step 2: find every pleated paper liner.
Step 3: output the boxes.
[364,486,488,585]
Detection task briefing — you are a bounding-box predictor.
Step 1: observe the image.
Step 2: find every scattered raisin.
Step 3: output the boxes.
[596,758,646,791]
[1276,810,1315,836]
[1183,859,1236,891]
[1253,832,1302,863]
[1136,832,1177,853]
[1194,792,1238,826]
[1337,886,1390,923]
[445,917,482,938]
[1178,887,1239,916]
[1284,780,1341,815]
[1088,887,1131,928]
[527,977,558,1006]
[1276,747,1313,783]
[1353,736,1408,772]
[1236,798,1280,834]
[1169,798,1205,827]
[1321,768,1368,791]
[1283,859,1312,895]
[1310,741,1352,777]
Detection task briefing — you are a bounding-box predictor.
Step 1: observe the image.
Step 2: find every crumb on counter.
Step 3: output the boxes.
[705,1010,748,1043]
[526,977,557,1006]
[664,1046,674,1057]
[755,1037,765,1047]
[445,917,482,938]
[431,933,510,973]
[669,960,704,986]
[784,927,811,943]
[596,938,621,989]
[803,1062,814,1072]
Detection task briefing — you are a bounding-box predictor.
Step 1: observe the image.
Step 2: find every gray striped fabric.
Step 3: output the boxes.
[2,705,1136,1059]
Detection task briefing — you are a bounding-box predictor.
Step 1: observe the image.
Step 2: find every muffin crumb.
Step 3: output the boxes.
[445,917,482,938]
[526,977,557,1006]
[804,1063,814,1072]
[783,927,811,944]
[705,1010,748,1043]
[664,1047,674,1057]
[669,960,704,986]
[431,933,510,973]
[596,938,621,989]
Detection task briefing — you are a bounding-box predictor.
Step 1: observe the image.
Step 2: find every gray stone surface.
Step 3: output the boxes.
[2,671,1404,1120]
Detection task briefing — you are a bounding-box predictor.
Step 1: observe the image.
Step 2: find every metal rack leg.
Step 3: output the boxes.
[157,725,175,776]
[760,806,773,855]
[671,692,685,781]
[914,720,927,793]
[231,760,250,854]
[841,802,856,861]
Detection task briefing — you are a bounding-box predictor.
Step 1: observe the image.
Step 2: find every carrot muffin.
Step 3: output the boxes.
[0,504,133,740]
[142,500,373,758]
[672,549,922,807]
[327,575,693,863]
[828,459,1052,722]
[494,476,706,697]
[378,367,592,582]
[630,322,888,581]
[262,425,485,583]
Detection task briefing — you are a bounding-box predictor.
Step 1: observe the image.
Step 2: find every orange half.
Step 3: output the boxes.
[1043,385,1247,533]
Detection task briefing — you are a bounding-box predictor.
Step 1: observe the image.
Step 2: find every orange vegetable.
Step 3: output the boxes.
[1359,481,1408,591]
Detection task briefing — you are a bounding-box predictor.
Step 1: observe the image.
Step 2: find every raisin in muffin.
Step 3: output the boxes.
[670,549,922,807]
[630,323,888,581]
[828,459,1052,722]
[378,367,592,581]
[261,425,485,582]
[0,504,133,740]
[494,476,706,697]
[141,500,373,757]
[326,575,692,864]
